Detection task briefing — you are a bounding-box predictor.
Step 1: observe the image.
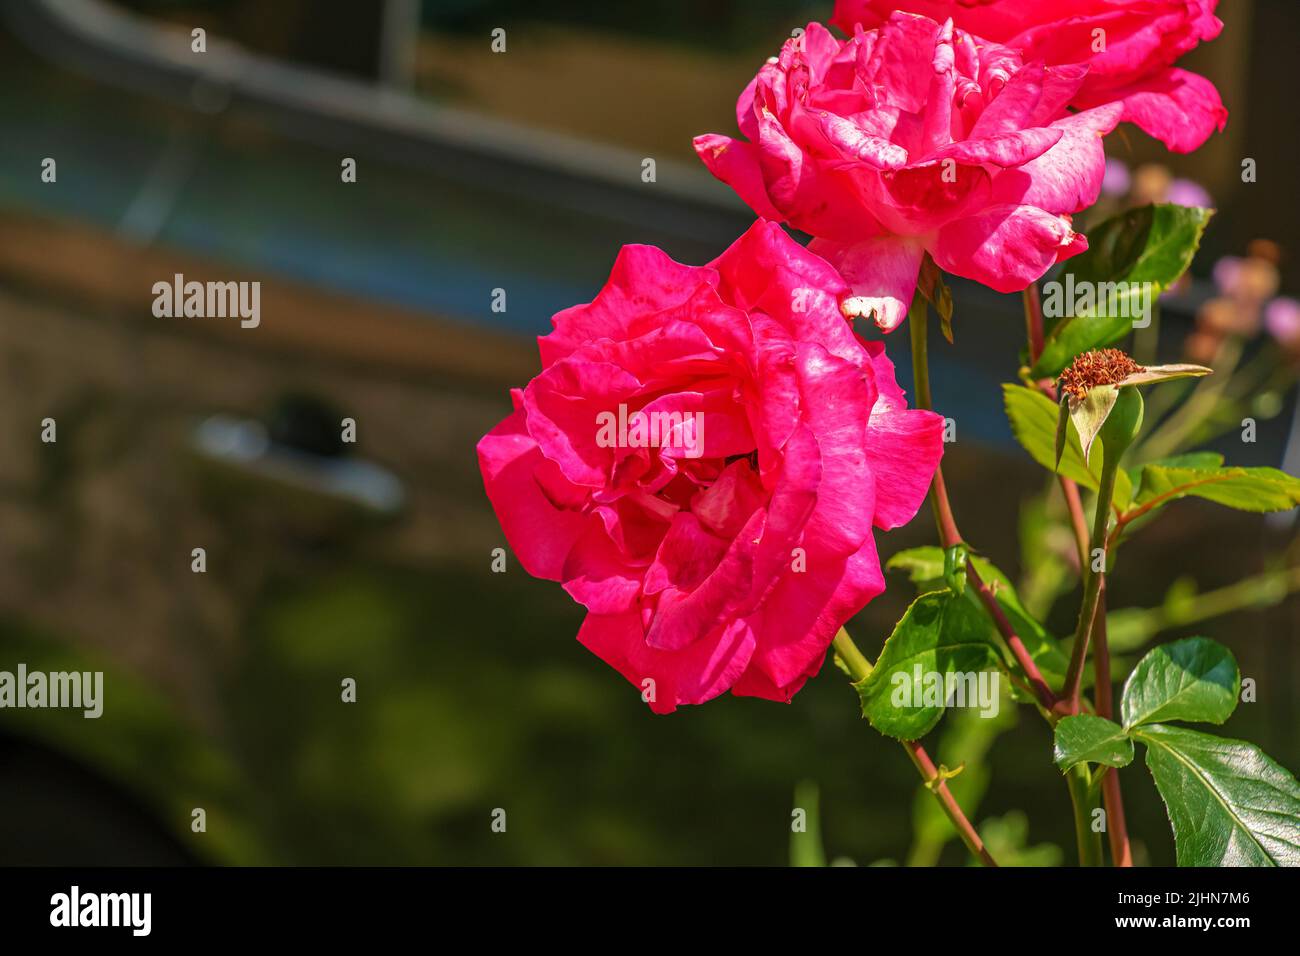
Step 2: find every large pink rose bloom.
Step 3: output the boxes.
[695,16,1122,331]
[477,222,943,713]
[833,0,1226,153]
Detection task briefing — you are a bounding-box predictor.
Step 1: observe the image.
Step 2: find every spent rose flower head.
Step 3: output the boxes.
[477,221,944,713]
[695,15,1122,332]
[832,0,1226,153]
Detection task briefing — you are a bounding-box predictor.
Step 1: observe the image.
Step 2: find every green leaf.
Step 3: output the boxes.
[1067,385,1119,465]
[1133,464,1300,514]
[886,546,947,586]
[1125,452,1223,490]
[1054,715,1135,771]
[1121,636,1240,730]
[1031,204,1213,378]
[886,546,1071,688]
[854,590,1002,740]
[1003,384,1132,504]
[1117,363,1212,389]
[1134,724,1300,866]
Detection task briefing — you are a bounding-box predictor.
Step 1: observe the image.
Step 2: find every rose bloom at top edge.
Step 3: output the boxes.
[831,0,1226,153]
[695,10,1223,332]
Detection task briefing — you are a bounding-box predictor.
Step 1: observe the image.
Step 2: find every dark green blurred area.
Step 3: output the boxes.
[0,558,944,866]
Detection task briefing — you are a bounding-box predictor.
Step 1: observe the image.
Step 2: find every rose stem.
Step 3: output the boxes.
[1059,433,1120,715]
[1023,288,1132,866]
[1060,493,1128,865]
[831,629,998,867]
[1065,764,1105,866]
[1048,445,1133,865]
[1090,583,1134,865]
[1023,286,1045,364]
[907,290,1057,711]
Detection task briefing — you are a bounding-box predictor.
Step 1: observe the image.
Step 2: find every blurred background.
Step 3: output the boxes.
[0,0,1296,866]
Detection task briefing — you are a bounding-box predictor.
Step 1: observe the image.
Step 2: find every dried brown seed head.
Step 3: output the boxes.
[1058,349,1144,400]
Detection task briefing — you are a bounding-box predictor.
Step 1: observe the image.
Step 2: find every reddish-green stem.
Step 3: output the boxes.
[1059,450,1119,716]
[1024,285,1045,363]
[909,293,1058,711]
[903,739,999,867]
[1091,583,1134,866]
[1108,470,1257,549]
[1051,444,1134,864]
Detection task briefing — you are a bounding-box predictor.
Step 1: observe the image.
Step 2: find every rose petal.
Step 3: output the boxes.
[477,406,587,580]
[933,203,1082,292]
[811,235,925,332]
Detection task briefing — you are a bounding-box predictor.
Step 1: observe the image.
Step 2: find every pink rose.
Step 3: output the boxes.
[695,16,1122,331]
[477,221,943,713]
[833,0,1226,153]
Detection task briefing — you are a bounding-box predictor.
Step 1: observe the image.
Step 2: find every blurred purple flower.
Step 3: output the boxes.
[1213,256,1242,294]
[1265,297,1300,347]
[1167,177,1213,209]
[1102,157,1131,198]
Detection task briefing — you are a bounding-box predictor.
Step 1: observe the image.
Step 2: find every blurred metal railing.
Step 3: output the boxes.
[3,0,747,242]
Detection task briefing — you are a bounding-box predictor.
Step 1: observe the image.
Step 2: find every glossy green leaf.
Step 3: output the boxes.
[1120,636,1240,729]
[886,546,1071,687]
[1125,452,1223,490]
[1053,715,1134,771]
[855,590,1002,740]
[1003,384,1132,504]
[1135,724,1300,866]
[1133,464,1300,514]
[1031,204,1213,377]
